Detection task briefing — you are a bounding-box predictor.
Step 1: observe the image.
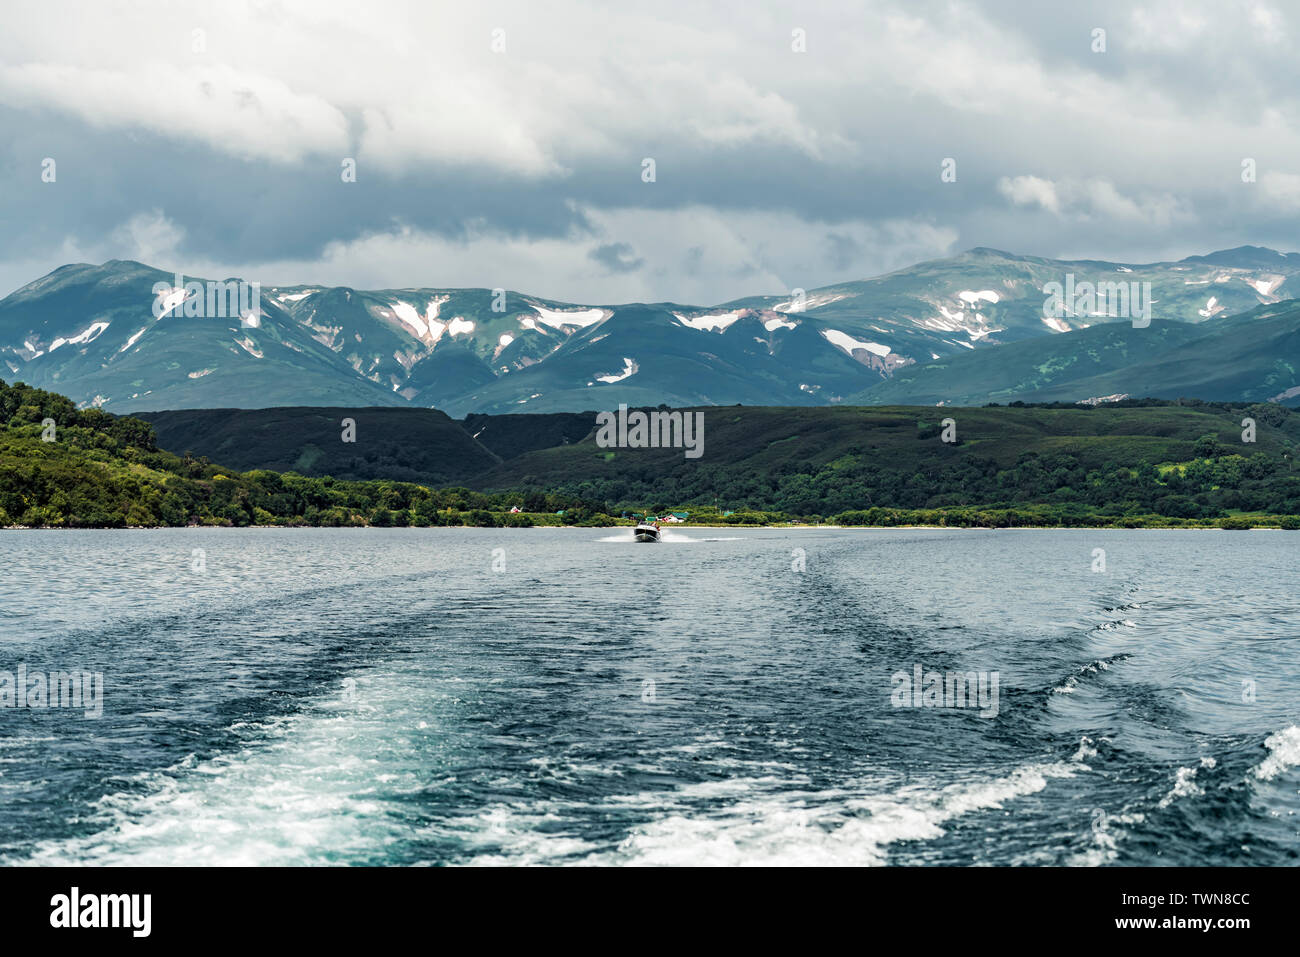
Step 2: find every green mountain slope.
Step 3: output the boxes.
[5,246,1300,414]
[852,301,1300,406]
[472,401,1300,519]
[139,407,500,485]
[461,411,598,460]
[1029,302,1300,405]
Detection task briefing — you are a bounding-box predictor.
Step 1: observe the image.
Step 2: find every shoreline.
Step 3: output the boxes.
[3,522,1294,532]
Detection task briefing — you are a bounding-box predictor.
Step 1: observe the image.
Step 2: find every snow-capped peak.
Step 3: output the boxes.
[595,357,638,383]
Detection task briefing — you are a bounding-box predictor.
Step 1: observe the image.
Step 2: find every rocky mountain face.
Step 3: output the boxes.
[3,246,1298,413]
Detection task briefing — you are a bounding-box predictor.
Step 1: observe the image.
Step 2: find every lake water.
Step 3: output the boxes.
[0,527,1297,866]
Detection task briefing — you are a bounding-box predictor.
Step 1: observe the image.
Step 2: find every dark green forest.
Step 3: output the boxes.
[3,378,1300,529]
[0,380,611,528]
[476,401,1300,527]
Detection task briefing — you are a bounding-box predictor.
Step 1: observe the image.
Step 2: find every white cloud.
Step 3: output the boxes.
[1250,3,1286,39]
[137,206,955,306]
[1128,4,1211,51]
[997,175,1061,215]
[108,211,185,266]
[998,175,1190,227]
[4,0,1300,295]
[0,62,349,164]
[0,0,832,177]
[1257,171,1300,212]
[0,210,188,295]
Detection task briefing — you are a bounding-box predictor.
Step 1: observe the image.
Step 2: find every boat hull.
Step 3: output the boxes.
[633,525,660,543]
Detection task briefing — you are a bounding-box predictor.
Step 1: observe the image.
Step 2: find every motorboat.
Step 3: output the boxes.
[633,520,661,543]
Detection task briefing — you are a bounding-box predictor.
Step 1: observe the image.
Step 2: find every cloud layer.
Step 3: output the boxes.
[2,0,1298,301]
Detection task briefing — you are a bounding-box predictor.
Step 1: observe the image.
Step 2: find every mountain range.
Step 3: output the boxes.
[3,246,1299,413]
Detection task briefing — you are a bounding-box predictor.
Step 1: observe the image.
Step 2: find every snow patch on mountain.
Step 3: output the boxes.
[822,329,891,357]
[532,305,607,329]
[387,296,450,341]
[764,316,797,331]
[417,314,471,346]
[1247,276,1284,297]
[155,286,195,318]
[119,328,147,353]
[773,292,848,313]
[70,321,110,344]
[1269,384,1300,402]
[48,321,111,354]
[389,301,430,338]
[922,304,998,338]
[1042,316,1070,333]
[235,336,263,358]
[1198,297,1222,318]
[596,357,638,383]
[958,290,1000,305]
[674,311,742,332]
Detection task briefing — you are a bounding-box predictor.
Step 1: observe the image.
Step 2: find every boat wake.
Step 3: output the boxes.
[558,757,1086,867]
[5,666,437,867]
[596,530,742,543]
[1253,725,1300,781]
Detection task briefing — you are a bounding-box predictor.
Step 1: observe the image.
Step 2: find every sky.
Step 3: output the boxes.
[2,0,1299,303]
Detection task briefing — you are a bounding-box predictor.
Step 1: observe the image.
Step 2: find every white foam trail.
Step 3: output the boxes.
[595,530,743,543]
[10,670,435,866]
[1070,808,1145,867]
[560,759,1086,867]
[1253,725,1300,781]
[1158,765,1204,807]
[1053,653,1135,695]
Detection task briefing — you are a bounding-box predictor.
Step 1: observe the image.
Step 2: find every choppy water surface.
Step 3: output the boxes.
[0,527,1297,866]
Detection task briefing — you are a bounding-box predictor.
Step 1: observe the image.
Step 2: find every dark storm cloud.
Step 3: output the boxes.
[588,242,645,274]
[1,0,1298,301]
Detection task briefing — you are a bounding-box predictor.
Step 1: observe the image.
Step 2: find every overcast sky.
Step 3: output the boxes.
[3,0,1299,303]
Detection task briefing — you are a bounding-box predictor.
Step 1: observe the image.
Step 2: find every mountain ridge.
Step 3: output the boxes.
[4,245,1299,414]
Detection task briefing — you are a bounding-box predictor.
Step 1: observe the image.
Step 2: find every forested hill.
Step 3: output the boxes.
[4,379,1300,528]
[471,400,1300,524]
[0,380,606,528]
[139,406,499,485]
